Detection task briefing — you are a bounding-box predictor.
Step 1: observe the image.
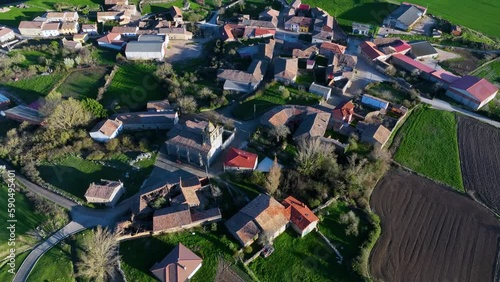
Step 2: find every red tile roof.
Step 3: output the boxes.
[282,196,319,231]
[320,42,346,54]
[360,41,384,60]
[254,28,275,37]
[224,147,258,169]
[392,53,435,74]
[450,75,499,102]
[431,69,460,84]
[332,101,354,122]
[391,40,411,53]
[298,4,310,10]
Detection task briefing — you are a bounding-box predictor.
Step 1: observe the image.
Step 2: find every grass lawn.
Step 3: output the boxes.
[0,251,29,282]
[471,58,500,85]
[393,107,463,191]
[232,83,321,120]
[56,68,109,100]
[38,154,155,201]
[1,73,66,103]
[102,63,165,112]
[27,241,75,282]
[120,228,239,282]
[365,81,417,106]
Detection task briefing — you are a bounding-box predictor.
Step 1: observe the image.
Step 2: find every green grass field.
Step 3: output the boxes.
[38,155,155,201]
[27,241,75,282]
[102,63,165,112]
[120,227,238,282]
[471,58,500,85]
[232,83,321,120]
[56,68,109,100]
[2,73,65,103]
[0,251,29,282]
[393,107,463,191]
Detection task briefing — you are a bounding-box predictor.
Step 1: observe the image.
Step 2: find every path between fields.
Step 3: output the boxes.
[420,97,500,128]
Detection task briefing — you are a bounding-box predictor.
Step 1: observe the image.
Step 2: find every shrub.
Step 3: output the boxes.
[86,150,106,161]
[243,245,253,254]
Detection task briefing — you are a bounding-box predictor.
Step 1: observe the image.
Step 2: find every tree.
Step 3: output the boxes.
[269,125,290,142]
[39,92,63,116]
[63,58,75,70]
[213,0,222,7]
[264,157,281,195]
[295,138,336,176]
[45,98,92,130]
[339,211,360,236]
[177,96,197,114]
[279,86,290,99]
[77,226,120,281]
[81,98,108,118]
[154,63,174,80]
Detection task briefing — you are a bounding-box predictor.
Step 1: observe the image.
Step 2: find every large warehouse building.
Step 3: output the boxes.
[445,75,498,110]
[125,34,169,60]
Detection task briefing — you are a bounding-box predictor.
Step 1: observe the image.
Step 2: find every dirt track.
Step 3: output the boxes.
[458,116,500,213]
[370,169,500,282]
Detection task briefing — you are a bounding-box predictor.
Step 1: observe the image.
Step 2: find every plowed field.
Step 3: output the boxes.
[370,169,500,282]
[458,116,500,213]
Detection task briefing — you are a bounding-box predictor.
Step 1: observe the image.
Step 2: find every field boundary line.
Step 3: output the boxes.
[469,57,500,76]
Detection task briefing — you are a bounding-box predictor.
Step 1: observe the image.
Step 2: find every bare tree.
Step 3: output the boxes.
[77,226,120,282]
[295,138,336,176]
[45,98,92,130]
[177,96,197,114]
[39,92,62,116]
[264,157,281,196]
[269,125,290,142]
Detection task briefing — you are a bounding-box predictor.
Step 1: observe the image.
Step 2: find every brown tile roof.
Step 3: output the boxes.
[261,105,323,128]
[239,194,288,235]
[147,99,171,111]
[84,180,122,200]
[61,22,78,30]
[292,45,318,59]
[320,42,346,54]
[450,75,499,102]
[170,6,182,17]
[372,124,391,145]
[286,16,313,26]
[150,243,203,282]
[293,112,330,139]
[224,147,258,169]
[111,26,137,34]
[225,212,260,245]
[41,22,60,31]
[172,177,202,207]
[259,8,279,19]
[153,204,192,232]
[274,57,298,81]
[282,196,319,231]
[105,0,128,4]
[332,101,354,122]
[82,24,97,30]
[91,119,122,137]
[97,32,122,43]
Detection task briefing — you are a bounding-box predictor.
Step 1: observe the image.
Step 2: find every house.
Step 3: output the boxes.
[84,180,125,207]
[112,110,178,130]
[326,53,357,93]
[1,105,45,125]
[81,24,98,35]
[292,45,318,59]
[319,42,346,57]
[0,28,15,43]
[445,75,498,110]
[46,11,79,22]
[375,38,411,55]
[97,33,125,50]
[41,22,60,37]
[97,11,130,25]
[352,22,371,35]
[217,59,267,93]
[153,204,192,232]
[243,27,276,39]
[292,112,330,140]
[361,94,389,110]
[331,101,355,130]
[111,26,138,37]
[313,15,334,33]
[150,243,203,282]
[429,69,460,89]
[274,57,298,84]
[259,8,279,21]
[409,41,438,59]
[62,40,83,50]
[0,94,10,107]
[18,21,44,36]
[282,196,319,237]
[383,3,426,31]
[147,99,171,112]
[89,119,123,142]
[391,53,435,79]
[125,35,168,60]
[169,6,183,23]
[285,17,312,32]
[240,19,278,29]
[358,41,386,63]
[357,122,392,147]
[171,177,204,208]
[220,24,237,42]
[225,194,289,246]
[59,22,79,35]
[223,147,258,171]
[158,27,193,40]
[73,33,89,43]
[309,82,332,100]
[165,120,225,167]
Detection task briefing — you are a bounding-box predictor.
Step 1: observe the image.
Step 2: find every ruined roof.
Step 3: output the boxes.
[224,147,258,169]
[84,180,122,201]
[282,196,319,231]
[90,119,122,137]
[274,57,298,81]
[153,204,192,232]
[150,243,203,282]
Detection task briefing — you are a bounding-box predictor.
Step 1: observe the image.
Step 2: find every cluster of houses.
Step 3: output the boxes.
[358,37,499,110]
[18,11,80,37]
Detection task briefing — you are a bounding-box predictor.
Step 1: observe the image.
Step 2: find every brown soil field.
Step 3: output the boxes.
[458,116,500,213]
[370,169,500,282]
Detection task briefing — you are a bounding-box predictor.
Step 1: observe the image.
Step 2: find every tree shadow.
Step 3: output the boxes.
[339,2,398,26]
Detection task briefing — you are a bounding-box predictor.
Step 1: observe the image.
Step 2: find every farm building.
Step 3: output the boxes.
[84,180,125,207]
[282,196,319,237]
[217,59,267,93]
[97,33,125,50]
[293,112,331,140]
[383,3,426,31]
[391,53,435,79]
[361,94,389,110]
[430,69,461,89]
[375,38,412,55]
[0,28,15,43]
[147,99,171,112]
[89,119,123,142]
[112,110,178,130]
[1,105,45,125]
[409,41,438,59]
[152,203,222,233]
[309,82,332,100]
[223,147,258,171]
[150,243,203,282]
[445,75,499,110]
[358,41,387,63]
[18,21,44,36]
[225,194,289,246]
[0,94,11,107]
[125,35,168,60]
[274,58,298,84]
[352,22,371,35]
[357,122,392,147]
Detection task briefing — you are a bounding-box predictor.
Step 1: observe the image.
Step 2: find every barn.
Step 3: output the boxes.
[445,75,498,110]
[125,35,168,60]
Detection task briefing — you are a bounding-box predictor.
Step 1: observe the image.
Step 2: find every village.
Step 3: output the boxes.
[0,0,499,281]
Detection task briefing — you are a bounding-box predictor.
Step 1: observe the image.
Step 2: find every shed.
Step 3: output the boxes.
[308,82,332,100]
[361,94,389,110]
